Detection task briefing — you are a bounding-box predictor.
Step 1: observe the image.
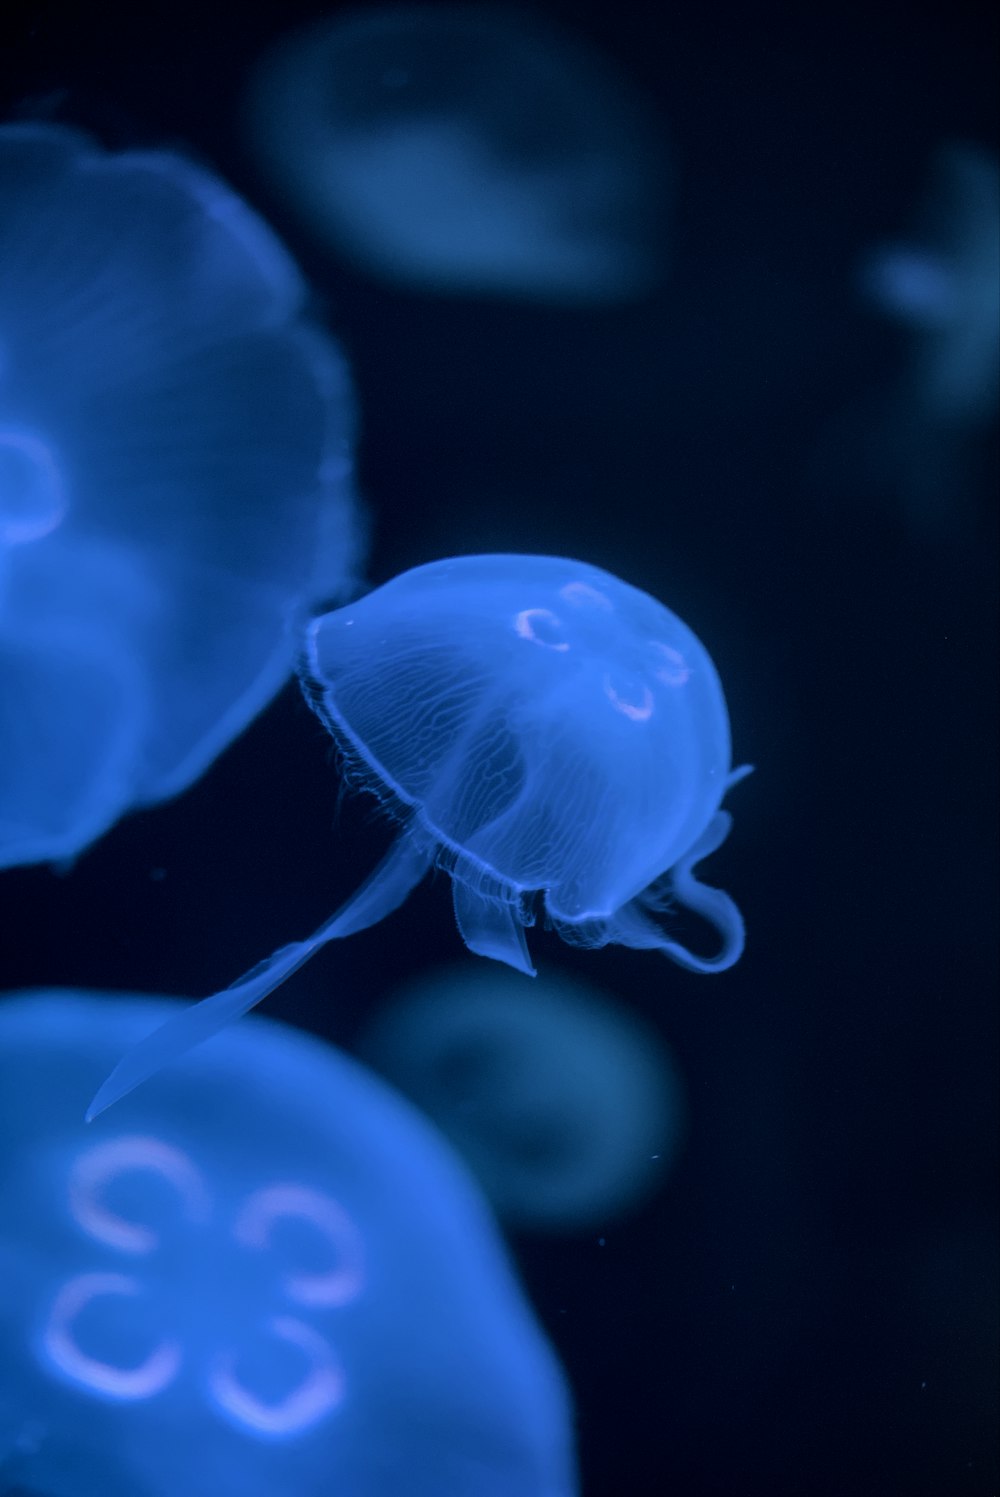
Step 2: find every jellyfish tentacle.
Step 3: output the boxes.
[452,879,536,977]
[86,831,433,1120]
[726,762,755,791]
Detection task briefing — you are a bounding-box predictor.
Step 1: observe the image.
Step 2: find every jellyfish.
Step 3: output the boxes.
[0,121,362,870]
[862,142,999,427]
[0,990,576,1496]
[829,141,1000,534]
[244,5,669,303]
[89,553,749,1119]
[360,964,685,1232]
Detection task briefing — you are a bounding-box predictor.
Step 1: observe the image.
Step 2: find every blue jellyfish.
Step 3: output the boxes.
[0,990,576,1497]
[862,142,999,427]
[360,963,685,1232]
[89,554,748,1118]
[825,141,1000,536]
[245,5,669,303]
[0,122,362,870]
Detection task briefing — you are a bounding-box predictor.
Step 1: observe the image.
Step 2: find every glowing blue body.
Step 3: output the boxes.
[361,963,685,1231]
[89,554,747,1119]
[0,123,361,869]
[306,554,743,956]
[246,6,668,303]
[863,142,999,426]
[0,991,576,1497]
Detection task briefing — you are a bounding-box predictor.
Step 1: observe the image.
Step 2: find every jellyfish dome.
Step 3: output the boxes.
[245,4,669,303]
[303,554,747,971]
[819,142,1000,539]
[361,964,685,1232]
[0,122,362,870]
[0,990,576,1497]
[862,142,999,427]
[88,554,748,1121]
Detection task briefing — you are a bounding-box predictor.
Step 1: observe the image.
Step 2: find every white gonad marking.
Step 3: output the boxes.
[603,675,654,722]
[208,1316,346,1437]
[513,607,570,650]
[233,1183,365,1308]
[559,580,612,610]
[69,1136,211,1254]
[43,1272,182,1400]
[648,641,690,687]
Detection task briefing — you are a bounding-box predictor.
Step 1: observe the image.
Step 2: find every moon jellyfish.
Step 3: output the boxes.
[0,990,576,1497]
[360,964,685,1232]
[245,5,669,303]
[862,142,999,426]
[839,141,1000,534]
[89,553,748,1119]
[0,122,361,870]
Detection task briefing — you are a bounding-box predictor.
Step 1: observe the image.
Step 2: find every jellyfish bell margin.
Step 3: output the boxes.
[88,554,751,1122]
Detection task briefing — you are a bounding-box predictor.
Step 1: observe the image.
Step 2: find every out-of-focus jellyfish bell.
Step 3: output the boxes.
[0,990,576,1496]
[862,142,999,427]
[0,122,362,870]
[89,554,748,1119]
[360,964,685,1232]
[822,141,1000,535]
[245,4,669,303]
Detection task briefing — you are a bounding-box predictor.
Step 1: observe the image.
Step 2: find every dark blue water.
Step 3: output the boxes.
[2,3,996,1494]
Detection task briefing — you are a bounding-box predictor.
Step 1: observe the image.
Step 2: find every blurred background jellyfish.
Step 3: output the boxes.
[0,122,362,871]
[244,4,670,303]
[359,963,685,1233]
[0,990,576,1497]
[816,141,999,537]
[88,553,748,1119]
[862,142,999,429]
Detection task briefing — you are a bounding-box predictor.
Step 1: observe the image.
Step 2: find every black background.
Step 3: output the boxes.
[2,2,997,1494]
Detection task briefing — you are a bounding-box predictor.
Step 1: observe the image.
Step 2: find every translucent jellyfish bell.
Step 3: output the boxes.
[829,142,1000,536]
[245,5,669,303]
[0,122,361,869]
[862,142,999,426]
[89,555,748,1119]
[360,964,686,1232]
[0,991,576,1496]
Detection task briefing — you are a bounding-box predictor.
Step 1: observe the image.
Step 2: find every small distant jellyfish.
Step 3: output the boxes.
[89,554,749,1119]
[360,964,685,1232]
[0,990,576,1497]
[838,141,1000,534]
[245,5,669,303]
[862,143,999,427]
[0,122,362,870]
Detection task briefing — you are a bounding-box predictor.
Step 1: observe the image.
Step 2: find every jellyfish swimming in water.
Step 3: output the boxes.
[360,963,686,1232]
[245,4,669,303]
[0,121,362,870]
[89,553,749,1119]
[0,989,576,1496]
[861,141,999,429]
[816,140,1000,537]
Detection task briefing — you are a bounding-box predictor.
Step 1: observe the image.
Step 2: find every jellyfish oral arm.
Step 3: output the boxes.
[660,811,745,972]
[453,878,535,977]
[611,809,747,973]
[85,832,433,1120]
